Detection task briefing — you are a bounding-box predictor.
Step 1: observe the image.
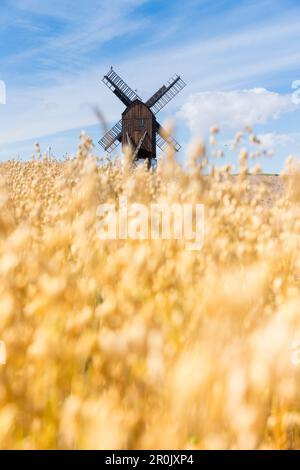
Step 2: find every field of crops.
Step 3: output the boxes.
[0,132,300,449]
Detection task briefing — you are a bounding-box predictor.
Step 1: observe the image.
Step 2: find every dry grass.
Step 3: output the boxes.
[0,133,300,449]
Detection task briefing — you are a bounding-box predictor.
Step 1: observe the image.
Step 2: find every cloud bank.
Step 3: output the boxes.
[258,132,300,149]
[178,88,296,138]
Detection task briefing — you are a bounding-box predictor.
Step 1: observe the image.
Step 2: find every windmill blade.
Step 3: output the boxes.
[102,68,141,107]
[99,119,122,153]
[156,134,181,153]
[146,75,186,115]
[156,123,181,152]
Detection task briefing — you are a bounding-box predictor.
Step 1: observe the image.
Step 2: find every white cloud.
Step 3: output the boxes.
[258,132,300,149]
[178,88,296,138]
[0,80,6,105]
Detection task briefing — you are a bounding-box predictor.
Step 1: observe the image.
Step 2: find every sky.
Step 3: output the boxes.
[1,0,300,172]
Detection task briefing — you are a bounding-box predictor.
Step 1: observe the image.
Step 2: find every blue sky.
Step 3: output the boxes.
[1,0,300,172]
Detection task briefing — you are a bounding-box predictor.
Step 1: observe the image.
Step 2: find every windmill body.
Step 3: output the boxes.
[122,100,156,161]
[99,68,186,166]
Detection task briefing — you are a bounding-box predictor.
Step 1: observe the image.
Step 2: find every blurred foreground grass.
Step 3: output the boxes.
[0,132,300,449]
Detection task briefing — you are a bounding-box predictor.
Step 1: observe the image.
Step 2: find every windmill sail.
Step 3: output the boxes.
[156,132,181,153]
[103,68,141,107]
[99,119,122,152]
[146,75,186,115]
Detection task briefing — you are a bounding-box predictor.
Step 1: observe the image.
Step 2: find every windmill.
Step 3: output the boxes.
[99,68,186,168]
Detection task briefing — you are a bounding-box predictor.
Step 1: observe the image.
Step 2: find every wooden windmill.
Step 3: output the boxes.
[99,67,186,167]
